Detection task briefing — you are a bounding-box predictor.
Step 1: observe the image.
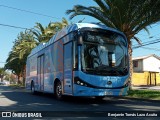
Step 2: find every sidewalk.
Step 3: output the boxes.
[132,86,160,90]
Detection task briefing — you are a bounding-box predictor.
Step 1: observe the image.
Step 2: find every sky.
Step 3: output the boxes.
[0,0,160,67]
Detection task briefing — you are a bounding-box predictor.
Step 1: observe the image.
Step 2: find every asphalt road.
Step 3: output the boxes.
[0,85,160,120]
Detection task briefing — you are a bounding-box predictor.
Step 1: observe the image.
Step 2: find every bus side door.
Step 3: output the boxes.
[63,42,73,94]
[37,55,44,91]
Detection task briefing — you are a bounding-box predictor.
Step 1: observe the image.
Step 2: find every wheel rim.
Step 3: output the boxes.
[56,83,62,98]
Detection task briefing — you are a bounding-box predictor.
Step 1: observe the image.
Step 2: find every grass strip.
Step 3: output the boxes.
[127,89,160,100]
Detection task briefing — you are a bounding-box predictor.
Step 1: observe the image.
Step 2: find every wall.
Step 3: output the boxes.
[132,72,160,86]
[143,56,160,72]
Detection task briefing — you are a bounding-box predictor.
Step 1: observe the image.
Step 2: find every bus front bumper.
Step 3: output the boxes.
[73,84,129,97]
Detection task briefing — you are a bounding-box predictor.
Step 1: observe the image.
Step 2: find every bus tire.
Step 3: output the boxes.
[95,96,105,101]
[55,81,63,100]
[31,81,36,94]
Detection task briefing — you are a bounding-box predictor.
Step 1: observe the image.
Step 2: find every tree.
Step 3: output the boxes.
[5,51,23,84]
[13,30,38,59]
[5,18,69,85]
[49,17,69,33]
[32,17,69,42]
[5,30,37,85]
[0,67,5,82]
[66,0,160,88]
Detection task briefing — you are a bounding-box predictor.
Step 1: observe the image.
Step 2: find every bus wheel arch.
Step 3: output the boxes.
[54,78,63,100]
[31,80,36,94]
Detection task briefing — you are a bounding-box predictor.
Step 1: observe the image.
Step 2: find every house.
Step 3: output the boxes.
[132,54,160,86]
[133,54,160,73]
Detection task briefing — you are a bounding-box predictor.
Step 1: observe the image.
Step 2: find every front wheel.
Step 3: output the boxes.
[55,81,63,100]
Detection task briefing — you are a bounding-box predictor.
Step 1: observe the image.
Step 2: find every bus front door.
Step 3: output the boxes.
[63,42,73,94]
[38,55,44,91]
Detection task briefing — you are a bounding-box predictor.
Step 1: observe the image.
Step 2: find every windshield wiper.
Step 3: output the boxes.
[82,68,99,74]
[82,66,128,76]
[95,66,128,76]
[95,65,108,70]
[109,67,128,76]
[83,67,108,75]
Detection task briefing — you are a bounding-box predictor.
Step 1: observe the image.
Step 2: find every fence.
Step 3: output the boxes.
[132,72,160,86]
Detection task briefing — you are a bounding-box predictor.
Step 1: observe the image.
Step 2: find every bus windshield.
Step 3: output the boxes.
[81,30,128,76]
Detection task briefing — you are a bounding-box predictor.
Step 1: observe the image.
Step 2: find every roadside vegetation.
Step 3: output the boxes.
[9,84,25,88]
[127,89,160,100]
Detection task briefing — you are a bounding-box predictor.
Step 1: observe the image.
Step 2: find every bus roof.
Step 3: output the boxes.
[29,23,123,57]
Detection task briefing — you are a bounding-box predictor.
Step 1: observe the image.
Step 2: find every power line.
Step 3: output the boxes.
[132,38,160,49]
[141,46,160,51]
[135,23,160,36]
[0,4,61,20]
[136,32,160,40]
[133,40,160,49]
[132,38,160,47]
[0,23,30,30]
[151,23,160,28]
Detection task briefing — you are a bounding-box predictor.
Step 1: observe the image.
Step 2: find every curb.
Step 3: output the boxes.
[9,86,25,90]
[120,96,160,103]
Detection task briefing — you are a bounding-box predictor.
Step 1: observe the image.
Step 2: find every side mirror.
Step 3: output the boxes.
[78,35,83,46]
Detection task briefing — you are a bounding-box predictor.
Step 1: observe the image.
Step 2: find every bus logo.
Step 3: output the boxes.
[107,81,112,85]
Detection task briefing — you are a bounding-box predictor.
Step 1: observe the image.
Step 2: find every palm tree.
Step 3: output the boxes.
[5,18,69,85]
[49,17,69,32]
[14,31,38,59]
[5,30,37,85]
[32,23,48,43]
[66,0,160,88]
[33,17,69,43]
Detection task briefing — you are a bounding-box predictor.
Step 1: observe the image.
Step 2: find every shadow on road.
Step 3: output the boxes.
[0,85,160,112]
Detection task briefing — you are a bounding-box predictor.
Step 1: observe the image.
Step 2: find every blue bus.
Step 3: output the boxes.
[25,23,130,100]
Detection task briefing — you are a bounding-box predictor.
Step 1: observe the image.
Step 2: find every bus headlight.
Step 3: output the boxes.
[74,77,88,87]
